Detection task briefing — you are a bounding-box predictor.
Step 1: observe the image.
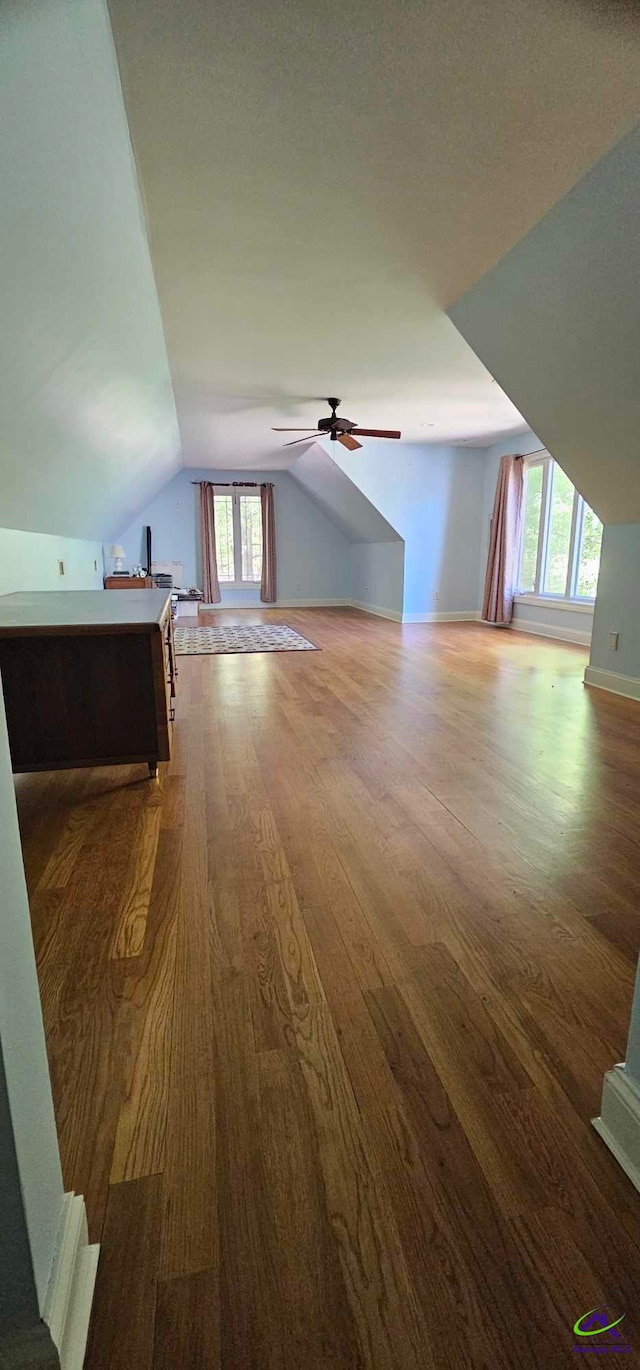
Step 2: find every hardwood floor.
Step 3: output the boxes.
[16,609,640,1368]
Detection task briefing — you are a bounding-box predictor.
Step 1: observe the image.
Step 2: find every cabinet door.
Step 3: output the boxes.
[0,633,159,768]
[151,628,173,762]
[165,616,177,699]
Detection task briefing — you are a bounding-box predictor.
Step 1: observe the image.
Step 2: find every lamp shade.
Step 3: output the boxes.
[109,545,125,559]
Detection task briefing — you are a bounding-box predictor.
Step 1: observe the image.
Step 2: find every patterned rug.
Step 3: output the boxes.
[173,623,318,655]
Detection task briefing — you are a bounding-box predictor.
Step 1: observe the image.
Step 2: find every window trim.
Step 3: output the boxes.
[514,595,594,615]
[515,453,599,605]
[213,486,262,588]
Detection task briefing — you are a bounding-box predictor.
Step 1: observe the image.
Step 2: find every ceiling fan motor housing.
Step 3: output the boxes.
[317,416,356,433]
[317,397,356,434]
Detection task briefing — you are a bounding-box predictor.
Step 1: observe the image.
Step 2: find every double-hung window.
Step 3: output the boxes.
[516,454,602,603]
[213,487,263,586]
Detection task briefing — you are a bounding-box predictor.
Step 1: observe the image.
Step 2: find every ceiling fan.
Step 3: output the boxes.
[272,398,401,451]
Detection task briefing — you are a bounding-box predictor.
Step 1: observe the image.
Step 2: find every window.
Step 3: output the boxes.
[213,488,263,585]
[516,454,602,603]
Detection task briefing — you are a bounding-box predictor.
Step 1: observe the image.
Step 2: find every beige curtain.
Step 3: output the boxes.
[482,455,524,624]
[260,482,277,603]
[198,482,221,604]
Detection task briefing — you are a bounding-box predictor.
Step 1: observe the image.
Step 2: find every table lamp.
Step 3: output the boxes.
[110,544,125,574]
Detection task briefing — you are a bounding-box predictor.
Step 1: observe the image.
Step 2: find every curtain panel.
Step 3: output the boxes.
[198,482,222,604]
[482,455,524,624]
[260,482,277,603]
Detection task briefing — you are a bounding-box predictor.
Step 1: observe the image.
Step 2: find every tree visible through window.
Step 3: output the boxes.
[239,495,263,582]
[519,463,543,593]
[577,504,602,599]
[214,495,235,582]
[516,455,602,602]
[213,488,263,585]
[543,463,574,595]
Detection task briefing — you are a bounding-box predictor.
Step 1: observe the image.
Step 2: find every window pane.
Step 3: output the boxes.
[214,494,235,581]
[576,502,602,599]
[519,463,543,592]
[543,463,574,595]
[239,495,263,581]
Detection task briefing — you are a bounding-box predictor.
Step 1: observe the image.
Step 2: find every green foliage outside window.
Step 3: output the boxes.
[517,457,602,600]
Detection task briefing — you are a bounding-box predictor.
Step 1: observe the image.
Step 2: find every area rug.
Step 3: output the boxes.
[173,623,318,655]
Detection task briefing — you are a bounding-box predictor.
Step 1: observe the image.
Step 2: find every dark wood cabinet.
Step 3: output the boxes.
[0,590,175,777]
[105,575,154,589]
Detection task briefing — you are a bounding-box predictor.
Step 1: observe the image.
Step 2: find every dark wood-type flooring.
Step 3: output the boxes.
[16,610,640,1368]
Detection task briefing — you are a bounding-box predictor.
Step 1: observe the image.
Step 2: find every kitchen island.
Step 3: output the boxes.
[0,590,175,777]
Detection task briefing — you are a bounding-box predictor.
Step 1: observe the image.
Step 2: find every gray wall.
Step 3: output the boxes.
[623,958,640,1090]
[0,0,180,543]
[350,542,405,619]
[449,126,640,527]
[589,523,640,680]
[0,1043,40,1337]
[0,683,64,1309]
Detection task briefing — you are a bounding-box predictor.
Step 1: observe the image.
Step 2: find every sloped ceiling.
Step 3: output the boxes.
[288,445,402,543]
[0,0,181,541]
[449,125,640,525]
[106,0,640,468]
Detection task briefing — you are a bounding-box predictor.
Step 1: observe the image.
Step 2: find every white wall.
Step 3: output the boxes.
[0,685,64,1308]
[116,468,352,606]
[350,542,405,620]
[0,529,103,597]
[0,0,181,543]
[329,439,487,621]
[479,431,593,645]
[588,523,640,683]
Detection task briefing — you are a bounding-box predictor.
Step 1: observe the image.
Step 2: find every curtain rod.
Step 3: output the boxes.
[191,480,267,487]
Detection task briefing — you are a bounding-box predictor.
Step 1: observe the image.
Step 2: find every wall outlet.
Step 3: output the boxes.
[58,559,65,576]
[609,631,619,651]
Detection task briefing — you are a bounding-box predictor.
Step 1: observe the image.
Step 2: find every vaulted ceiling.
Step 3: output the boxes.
[289,444,401,543]
[0,0,182,541]
[450,124,640,524]
[107,0,640,469]
[2,0,639,543]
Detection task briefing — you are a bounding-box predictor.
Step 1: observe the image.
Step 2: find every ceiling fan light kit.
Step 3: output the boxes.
[273,398,401,451]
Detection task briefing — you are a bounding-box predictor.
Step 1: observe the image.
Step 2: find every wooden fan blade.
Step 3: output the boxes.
[272,427,318,431]
[350,428,401,439]
[283,432,322,446]
[338,433,362,451]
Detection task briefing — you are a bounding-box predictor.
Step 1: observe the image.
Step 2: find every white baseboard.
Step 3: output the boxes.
[350,599,403,622]
[43,1193,99,1370]
[593,1064,640,1194]
[584,665,640,702]
[200,597,482,624]
[401,610,480,624]
[511,617,592,646]
[277,598,351,608]
[202,598,350,610]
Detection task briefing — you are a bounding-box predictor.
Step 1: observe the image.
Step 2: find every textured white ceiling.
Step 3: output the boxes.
[106,0,640,468]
